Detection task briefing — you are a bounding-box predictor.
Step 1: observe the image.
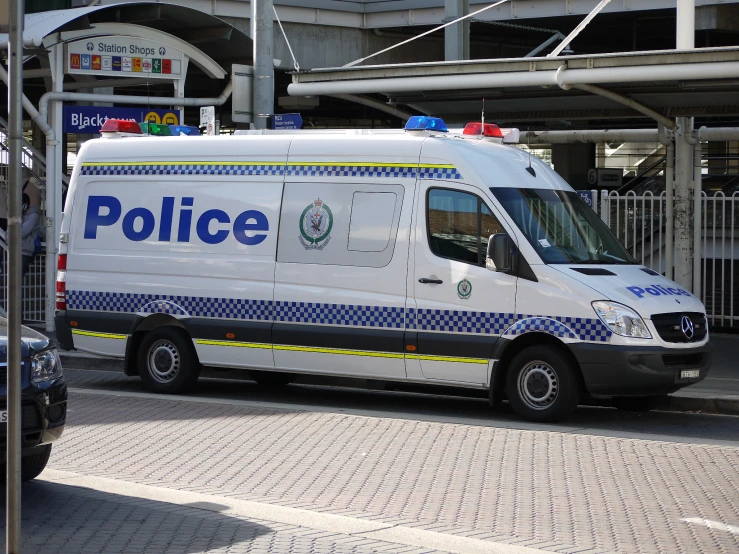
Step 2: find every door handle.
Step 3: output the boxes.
[419,278,443,284]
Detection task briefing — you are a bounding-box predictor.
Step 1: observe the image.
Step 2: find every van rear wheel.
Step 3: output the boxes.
[138,327,200,394]
[505,346,580,423]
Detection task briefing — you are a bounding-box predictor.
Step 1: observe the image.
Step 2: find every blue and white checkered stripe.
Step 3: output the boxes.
[66,290,610,342]
[418,166,463,180]
[274,302,405,329]
[80,164,285,177]
[285,165,418,179]
[503,315,610,342]
[410,308,517,335]
[66,291,273,321]
[80,163,462,180]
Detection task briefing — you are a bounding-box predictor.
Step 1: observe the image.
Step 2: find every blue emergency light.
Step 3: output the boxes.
[169,125,201,136]
[404,116,448,133]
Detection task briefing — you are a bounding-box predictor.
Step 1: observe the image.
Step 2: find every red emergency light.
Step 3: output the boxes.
[100,119,142,134]
[463,122,503,138]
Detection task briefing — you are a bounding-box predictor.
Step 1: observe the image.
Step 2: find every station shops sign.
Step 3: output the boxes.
[64,106,180,133]
[65,36,185,79]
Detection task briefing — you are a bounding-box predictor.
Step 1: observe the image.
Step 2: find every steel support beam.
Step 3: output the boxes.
[444,0,469,61]
[252,0,274,129]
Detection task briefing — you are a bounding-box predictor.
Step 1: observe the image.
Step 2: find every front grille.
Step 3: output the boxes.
[0,399,42,430]
[651,312,707,343]
[662,353,704,367]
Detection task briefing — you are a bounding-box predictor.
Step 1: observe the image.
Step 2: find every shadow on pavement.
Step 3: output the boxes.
[0,480,272,553]
[64,368,739,446]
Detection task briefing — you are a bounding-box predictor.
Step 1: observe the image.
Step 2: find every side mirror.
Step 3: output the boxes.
[486,233,512,272]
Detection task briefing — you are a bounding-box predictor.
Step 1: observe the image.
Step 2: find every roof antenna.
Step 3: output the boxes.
[526,126,536,177]
[481,98,485,131]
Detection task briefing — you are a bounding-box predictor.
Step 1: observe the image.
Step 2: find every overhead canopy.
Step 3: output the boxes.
[1,2,253,78]
[289,47,739,126]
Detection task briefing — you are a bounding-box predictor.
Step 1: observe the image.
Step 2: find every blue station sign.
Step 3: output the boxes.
[64,106,179,133]
[272,113,303,130]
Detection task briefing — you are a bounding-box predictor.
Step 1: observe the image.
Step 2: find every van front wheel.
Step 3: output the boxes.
[505,346,580,422]
[138,327,200,394]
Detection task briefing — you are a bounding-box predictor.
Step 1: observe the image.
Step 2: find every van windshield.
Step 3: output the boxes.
[490,188,635,265]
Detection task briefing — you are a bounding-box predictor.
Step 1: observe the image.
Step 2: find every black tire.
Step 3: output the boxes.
[505,346,580,423]
[249,370,295,387]
[137,327,200,393]
[21,444,52,482]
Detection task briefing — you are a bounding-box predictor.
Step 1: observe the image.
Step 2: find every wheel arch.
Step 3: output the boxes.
[490,332,585,404]
[124,314,189,376]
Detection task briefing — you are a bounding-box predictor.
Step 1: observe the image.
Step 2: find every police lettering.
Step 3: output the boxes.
[627,285,691,299]
[84,196,268,246]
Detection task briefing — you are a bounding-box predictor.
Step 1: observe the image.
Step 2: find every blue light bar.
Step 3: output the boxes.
[168,125,201,136]
[404,116,448,133]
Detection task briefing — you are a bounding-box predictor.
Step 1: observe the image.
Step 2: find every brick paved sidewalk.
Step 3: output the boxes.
[45,388,739,554]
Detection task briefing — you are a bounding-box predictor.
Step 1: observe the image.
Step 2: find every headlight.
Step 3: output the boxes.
[31,349,63,383]
[592,301,652,339]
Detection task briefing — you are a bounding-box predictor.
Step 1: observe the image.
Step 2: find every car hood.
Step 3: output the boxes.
[0,319,51,359]
[551,265,706,318]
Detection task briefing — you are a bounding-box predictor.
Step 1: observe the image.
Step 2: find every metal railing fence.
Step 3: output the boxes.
[583,189,739,328]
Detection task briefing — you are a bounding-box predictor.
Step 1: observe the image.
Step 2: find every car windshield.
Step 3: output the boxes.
[490,188,635,265]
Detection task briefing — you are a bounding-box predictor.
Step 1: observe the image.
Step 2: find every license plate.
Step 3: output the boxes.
[0,411,6,423]
[681,369,700,379]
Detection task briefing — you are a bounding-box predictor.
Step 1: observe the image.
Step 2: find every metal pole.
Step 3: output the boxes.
[677,0,696,49]
[693,141,702,297]
[7,0,24,550]
[665,139,674,279]
[252,0,274,130]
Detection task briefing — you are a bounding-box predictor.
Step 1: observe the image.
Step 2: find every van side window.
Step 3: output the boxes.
[427,188,505,266]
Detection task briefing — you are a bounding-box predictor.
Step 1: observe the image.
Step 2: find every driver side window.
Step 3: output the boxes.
[427,188,505,266]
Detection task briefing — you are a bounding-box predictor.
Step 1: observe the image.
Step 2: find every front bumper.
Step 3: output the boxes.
[0,379,67,458]
[571,342,712,397]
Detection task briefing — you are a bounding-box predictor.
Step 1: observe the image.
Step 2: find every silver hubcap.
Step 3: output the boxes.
[147,340,180,383]
[517,360,559,410]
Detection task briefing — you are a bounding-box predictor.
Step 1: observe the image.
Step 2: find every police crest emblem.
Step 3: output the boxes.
[299,198,333,250]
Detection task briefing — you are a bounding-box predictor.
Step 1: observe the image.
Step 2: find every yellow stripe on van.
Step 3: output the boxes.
[415,354,489,365]
[195,339,272,349]
[273,345,405,359]
[81,161,281,167]
[72,329,127,340]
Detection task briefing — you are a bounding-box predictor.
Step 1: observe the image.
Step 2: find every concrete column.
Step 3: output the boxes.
[252,0,274,129]
[444,0,470,61]
[673,2,695,291]
[673,117,693,290]
[551,143,596,189]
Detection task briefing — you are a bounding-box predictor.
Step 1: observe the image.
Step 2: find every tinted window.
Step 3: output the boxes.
[427,188,505,266]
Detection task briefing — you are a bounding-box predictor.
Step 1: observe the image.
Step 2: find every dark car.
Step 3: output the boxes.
[1,318,67,481]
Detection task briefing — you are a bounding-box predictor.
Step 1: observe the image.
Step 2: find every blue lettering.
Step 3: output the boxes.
[645,287,660,296]
[196,209,230,244]
[158,197,175,241]
[83,195,269,245]
[627,286,646,298]
[177,197,194,242]
[667,287,679,295]
[233,210,268,245]
[84,195,121,239]
[122,207,155,241]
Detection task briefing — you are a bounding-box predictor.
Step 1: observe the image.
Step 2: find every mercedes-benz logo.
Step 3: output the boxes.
[159,47,166,56]
[680,315,695,340]
[86,42,94,51]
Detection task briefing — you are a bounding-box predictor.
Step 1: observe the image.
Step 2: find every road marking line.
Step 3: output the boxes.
[41,469,549,554]
[682,518,739,535]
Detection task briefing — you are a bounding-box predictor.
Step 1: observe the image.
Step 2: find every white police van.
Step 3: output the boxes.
[55,117,711,422]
